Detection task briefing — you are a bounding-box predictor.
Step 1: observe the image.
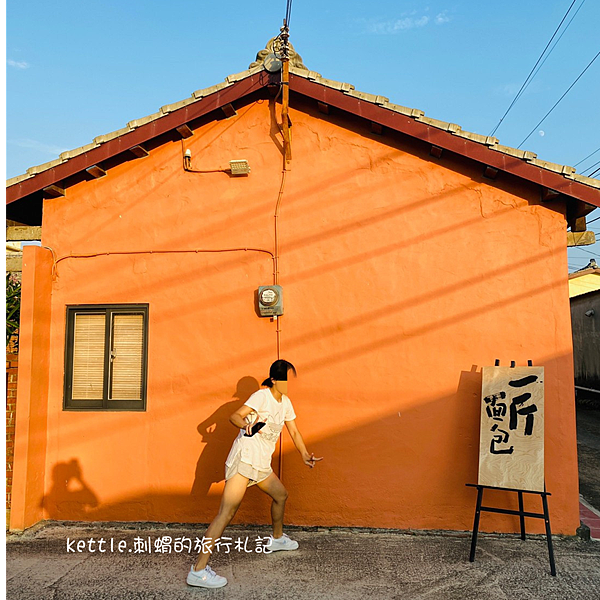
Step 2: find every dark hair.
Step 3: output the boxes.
[261,359,297,387]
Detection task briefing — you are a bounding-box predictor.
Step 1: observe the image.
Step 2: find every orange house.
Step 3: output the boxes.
[7,41,600,535]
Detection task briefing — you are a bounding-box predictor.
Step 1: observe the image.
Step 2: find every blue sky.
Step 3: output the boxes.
[5,0,599,270]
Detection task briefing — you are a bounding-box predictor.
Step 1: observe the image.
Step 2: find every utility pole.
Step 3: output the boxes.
[280,20,292,165]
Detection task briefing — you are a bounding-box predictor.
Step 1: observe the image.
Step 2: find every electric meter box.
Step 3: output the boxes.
[258,285,284,317]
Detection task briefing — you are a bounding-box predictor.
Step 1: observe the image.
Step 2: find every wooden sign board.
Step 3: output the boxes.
[478,367,544,492]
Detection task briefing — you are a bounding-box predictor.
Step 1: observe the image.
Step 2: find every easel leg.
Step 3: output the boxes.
[518,491,526,540]
[541,493,556,576]
[469,486,484,562]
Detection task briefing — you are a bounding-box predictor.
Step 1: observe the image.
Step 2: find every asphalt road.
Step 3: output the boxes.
[6,523,600,600]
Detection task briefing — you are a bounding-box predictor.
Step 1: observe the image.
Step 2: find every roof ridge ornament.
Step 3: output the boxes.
[250,37,307,70]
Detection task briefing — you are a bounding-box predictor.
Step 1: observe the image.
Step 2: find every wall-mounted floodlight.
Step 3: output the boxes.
[184,152,250,176]
[229,160,251,176]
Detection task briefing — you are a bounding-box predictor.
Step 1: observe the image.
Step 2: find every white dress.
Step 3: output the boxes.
[225,388,296,486]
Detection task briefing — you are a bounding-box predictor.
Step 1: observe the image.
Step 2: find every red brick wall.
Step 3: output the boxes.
[6,338,18,526]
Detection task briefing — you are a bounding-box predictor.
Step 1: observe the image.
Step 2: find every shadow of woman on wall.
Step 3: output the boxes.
[190,376,260,499]
[42,458,99,520]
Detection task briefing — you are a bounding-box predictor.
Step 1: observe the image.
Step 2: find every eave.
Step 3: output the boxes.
[7,61,600,225]
[6,71,271,206]
[288,73,600,209]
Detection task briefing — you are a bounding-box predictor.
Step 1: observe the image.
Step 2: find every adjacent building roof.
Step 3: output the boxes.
[569,260,600,298]
[572,259,599,273]
[7,40,600,224]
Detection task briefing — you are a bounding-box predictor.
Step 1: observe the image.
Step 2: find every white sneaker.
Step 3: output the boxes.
[186,565,228,588]
[266,533,299,552]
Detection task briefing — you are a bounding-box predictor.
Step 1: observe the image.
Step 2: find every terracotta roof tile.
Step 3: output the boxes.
[7,173,33,186]
[528,158,576,176]
[160,96,197,115]
[566,172,600,189]
[225,65,263,83]
[26,158,64,175]
[93,126,132,145]
[317,78,354,92]
[451,130,499,146]
[59,142,100,160]
[492,145,537,160]
[381,102,424,118]
[192,80,230,99]
[416,115,461,133]
[127,112,163,129]
[303,70,324,81]
[344,89,389,105]
[288,67,354,92]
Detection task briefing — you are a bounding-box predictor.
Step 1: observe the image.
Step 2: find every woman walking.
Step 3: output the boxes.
[187,359,323,588]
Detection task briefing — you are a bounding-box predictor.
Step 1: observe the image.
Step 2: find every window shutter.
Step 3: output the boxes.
[110,314,144,400]
[72,314,106,400]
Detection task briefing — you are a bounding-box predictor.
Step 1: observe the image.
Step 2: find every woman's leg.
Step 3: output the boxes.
[256,472,289,539]
[194,473,249,570]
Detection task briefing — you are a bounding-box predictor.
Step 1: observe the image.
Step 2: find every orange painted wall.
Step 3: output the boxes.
[10,245,53,530]
[11,97,579,534]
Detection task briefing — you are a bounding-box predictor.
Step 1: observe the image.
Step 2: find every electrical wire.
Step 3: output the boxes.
[285,0,293,27]
[489,0,580,136]
[569,258,590,269]
[276,0,294,482]
[48,248,275,279]
[517,50,600,148]
[574,145,600,167]
[527,0,587,89]
[273,170,287,288]
[571,246,600,257]
[582,159,600,175]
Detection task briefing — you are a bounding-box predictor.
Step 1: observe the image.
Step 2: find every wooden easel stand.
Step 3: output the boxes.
[466,483,556,576]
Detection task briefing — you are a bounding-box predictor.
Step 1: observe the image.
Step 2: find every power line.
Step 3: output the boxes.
[285,0,293,27]
[571,247,600,257]
[528,0,587,85]
[574,146,600,167]
[569,260,592,264]
[517,50,600,148]
[489,0,579,136]
[582,159,600,175]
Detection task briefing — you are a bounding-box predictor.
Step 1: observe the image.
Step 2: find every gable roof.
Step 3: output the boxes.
[7,40,600,224]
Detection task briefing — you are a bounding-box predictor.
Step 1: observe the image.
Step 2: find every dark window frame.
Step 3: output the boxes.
[63,304,149,411]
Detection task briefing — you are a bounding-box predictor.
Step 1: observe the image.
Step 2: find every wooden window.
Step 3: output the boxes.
[64,305,148,410]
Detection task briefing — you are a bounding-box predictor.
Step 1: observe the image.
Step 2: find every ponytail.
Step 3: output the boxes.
[262,359,296,387]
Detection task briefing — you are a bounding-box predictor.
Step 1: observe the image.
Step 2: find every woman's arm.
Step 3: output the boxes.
[230,405,263,435]
[285,419,323,468]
